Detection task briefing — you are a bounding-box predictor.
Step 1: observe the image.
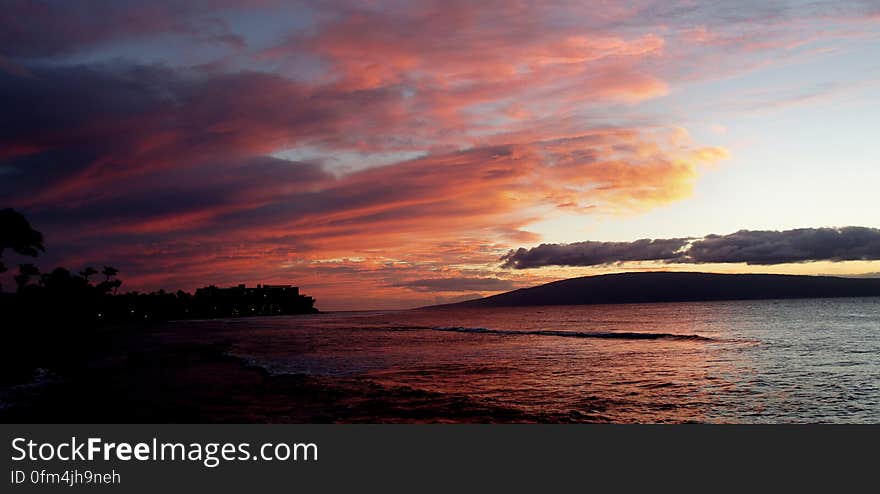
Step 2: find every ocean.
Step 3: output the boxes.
[146,297,880,423]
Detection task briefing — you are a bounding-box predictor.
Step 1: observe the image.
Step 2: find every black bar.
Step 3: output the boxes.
[2,424,877,492]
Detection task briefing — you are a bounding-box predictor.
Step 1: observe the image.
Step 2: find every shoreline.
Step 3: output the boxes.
[0,324,538,423]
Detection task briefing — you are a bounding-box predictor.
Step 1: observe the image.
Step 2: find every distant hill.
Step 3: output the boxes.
[435,272,880,308]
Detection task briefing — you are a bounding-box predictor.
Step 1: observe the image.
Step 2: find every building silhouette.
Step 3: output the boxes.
[191,283,317,317]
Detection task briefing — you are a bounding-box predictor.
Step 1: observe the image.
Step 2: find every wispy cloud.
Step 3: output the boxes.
[2,1,877,308]
[391,277,517,293]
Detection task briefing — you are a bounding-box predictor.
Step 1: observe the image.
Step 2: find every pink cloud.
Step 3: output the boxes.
[15,1,880,307]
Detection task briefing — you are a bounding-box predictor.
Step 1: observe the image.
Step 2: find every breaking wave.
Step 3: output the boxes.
[428,326,715,341]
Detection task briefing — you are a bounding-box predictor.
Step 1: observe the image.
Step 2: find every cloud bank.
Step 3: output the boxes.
[501,238,690,269]
[501,227,880,268]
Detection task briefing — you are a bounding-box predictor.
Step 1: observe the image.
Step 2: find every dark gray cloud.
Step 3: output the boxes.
[502,227,880,269]
[0,0,251,58]
[0,60,404,237]
[0,63,329,201]
[684,227,880,265]
[500,238,689,269]
[392,277,516,292]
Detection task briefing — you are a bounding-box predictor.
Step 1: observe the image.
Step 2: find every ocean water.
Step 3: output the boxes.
[163,298,880,423]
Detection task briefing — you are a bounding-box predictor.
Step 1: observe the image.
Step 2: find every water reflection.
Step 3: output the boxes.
[155,298,880,423]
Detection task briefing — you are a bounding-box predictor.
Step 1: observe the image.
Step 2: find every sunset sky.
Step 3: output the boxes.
[2,1,880,310]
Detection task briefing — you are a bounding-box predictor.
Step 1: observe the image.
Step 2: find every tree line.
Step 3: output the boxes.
[0,208,316,384]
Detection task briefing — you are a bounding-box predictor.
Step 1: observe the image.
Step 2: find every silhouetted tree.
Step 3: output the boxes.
[0,209,45,285]
[14,264,40,292]
[79,267,98,283]
[102,266,118,282]
[40,267,74,290]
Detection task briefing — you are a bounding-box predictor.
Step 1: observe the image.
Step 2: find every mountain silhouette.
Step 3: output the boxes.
[434,272,880,308]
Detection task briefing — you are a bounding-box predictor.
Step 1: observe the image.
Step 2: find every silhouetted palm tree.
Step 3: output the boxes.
[0,209,45,277]
[79,267,98,283]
